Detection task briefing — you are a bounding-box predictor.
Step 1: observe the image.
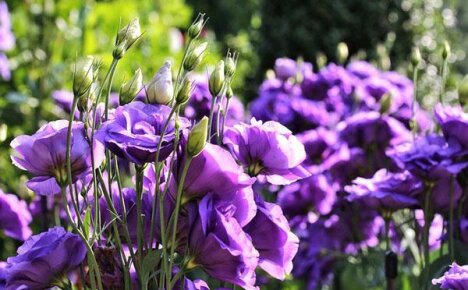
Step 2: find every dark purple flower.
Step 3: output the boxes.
[11,120,105,195]
[346,61,380,79]
[338,111,411,149]
[243,195,299,280]
[183,194,259,289]
[224,119,310,185]
[97,101,189,165]
[4,227,87,290]
[388,134,468,212]
[0,261,5,289]
[434,103,468,149]
[0,189,32,241]
[297,128,337,165]
[432,263,468,290]
[278,174,337,217]
[345,169,422,210]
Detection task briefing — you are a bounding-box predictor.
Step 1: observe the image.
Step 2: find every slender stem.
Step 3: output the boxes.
[207,95,218,142]
[448,176,455,260]
[135,165,146,287]
[440,57,448,103]
[104,59,119,120]
[166,156,192,290]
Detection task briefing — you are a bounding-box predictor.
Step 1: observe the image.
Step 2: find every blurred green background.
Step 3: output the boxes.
[0,0,467,195]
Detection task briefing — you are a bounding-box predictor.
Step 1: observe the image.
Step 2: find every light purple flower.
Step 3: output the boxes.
[432,263,468,290]
[224,119,310,185]
[4,227,87,290]
[346,61,380,79]
[274,58,298,80]
[97,101,189,165]
[434,103,468,149]
[0,2,14,52]
[0,189,32,241]
[183,194,259,289]
[11,120,105,195]
[345,169,422,210]
[243,195,299,280]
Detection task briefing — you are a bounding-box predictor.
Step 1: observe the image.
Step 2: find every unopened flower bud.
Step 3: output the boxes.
[225,56,236,78]
[113,40,127,59]
[458,76,468,107]
[316,52,327,70]
[336,42,349,64]
[120,68,143,105]
[188,14,205,39]
[77,94,88,113]
[147,61,173,105]
[379,93,392,114]
[411,47,421,67]
[176,76,192,105]
[116,18,141,50]
[73,56,95,97]
[187,116,208,157]
[442,41,451,60]
[209,60,225,96]
[184,42,207,71]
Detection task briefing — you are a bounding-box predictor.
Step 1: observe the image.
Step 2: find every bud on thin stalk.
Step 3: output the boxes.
[184,42,207,71]
[442,41,451,60]
[147,61,173,105]
[411,47,421,67]
[73,56,95,98]
[116,18,141,50]
[188,13,205,39]
[187,116,208,157]
[176,76,192,105]
[225,55,236,78]
[120,68,143,105]
[209,60,225,97]
[336,42,349,64]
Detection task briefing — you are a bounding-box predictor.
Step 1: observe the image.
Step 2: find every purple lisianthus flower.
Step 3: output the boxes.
[183,194,259,289]
[432,263,468,290]
[52,90,76,115]
[11,120,105,195]
[297,128,337,165]
[0,189,32,241]
[338,111,411,149]
[301,63,354,101]
[173,142,255,202]
[0,2,14,52]
[346,61,380,79]
[97,101,189,165]
[388,134,468,212]
[278,174,337,218]
[243,195,299,280]
[345,169,422,210]
[4,227,87,290]
[224,119,310,185]
[274,58,298,80]
[434,103,468,148]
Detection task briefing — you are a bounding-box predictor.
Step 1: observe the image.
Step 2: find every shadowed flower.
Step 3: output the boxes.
[4,227,87,290]
[97,101,189,165]
[432,263,468,290]
[0,189,32,241]
[434,103,468,149]
[11,120,105,195]
[345,169,422,210]
[224,119,310,185]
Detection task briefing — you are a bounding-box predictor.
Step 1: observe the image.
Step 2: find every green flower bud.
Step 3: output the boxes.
[316,52,327,70]
[442,41,451,60]
[120,68,143,105]
[336,42,349,64]
[226,86,234,99]
[73,56,95,97]
[379,93,392,114]
[184,42,207,71]
[458,76,468,107]
[176,76,192,105]
[116,18,141,50]
[113,40,127,59]
[225,56,236,78]
[147,61,173,105]
[188,14,205,39]
[209,60,225,97]
[411,47,421,67]
[187,116,208,157]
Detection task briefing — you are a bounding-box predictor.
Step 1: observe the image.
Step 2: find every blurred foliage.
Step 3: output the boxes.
[0,0,221,193]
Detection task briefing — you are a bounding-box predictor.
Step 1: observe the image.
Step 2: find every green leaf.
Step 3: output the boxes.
[141,249,162,282]
[83,206,91,240]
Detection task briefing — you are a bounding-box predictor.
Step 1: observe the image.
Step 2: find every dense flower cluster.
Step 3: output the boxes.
[250,57,468,288]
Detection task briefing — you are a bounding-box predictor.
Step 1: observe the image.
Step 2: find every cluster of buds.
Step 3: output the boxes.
[208,52,238,98]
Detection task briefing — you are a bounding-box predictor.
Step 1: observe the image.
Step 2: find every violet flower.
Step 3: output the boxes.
[432,263,468,290]
[4,227,87,290]
[224,119,310,185]
[434,103,468,149]
[0,189,32,241]
[97,101,190,165]
[11,120,105,195]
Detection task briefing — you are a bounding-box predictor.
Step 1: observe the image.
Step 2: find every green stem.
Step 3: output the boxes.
[440,57,448,103]
[207,95,218,142]
[448,176,455,260]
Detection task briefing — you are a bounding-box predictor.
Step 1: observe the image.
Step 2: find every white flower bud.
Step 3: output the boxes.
[116,18,141,50]
[184,42,207,71]
[147,61,173,105]
[73,56,95,97]
[336,42,349,64]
